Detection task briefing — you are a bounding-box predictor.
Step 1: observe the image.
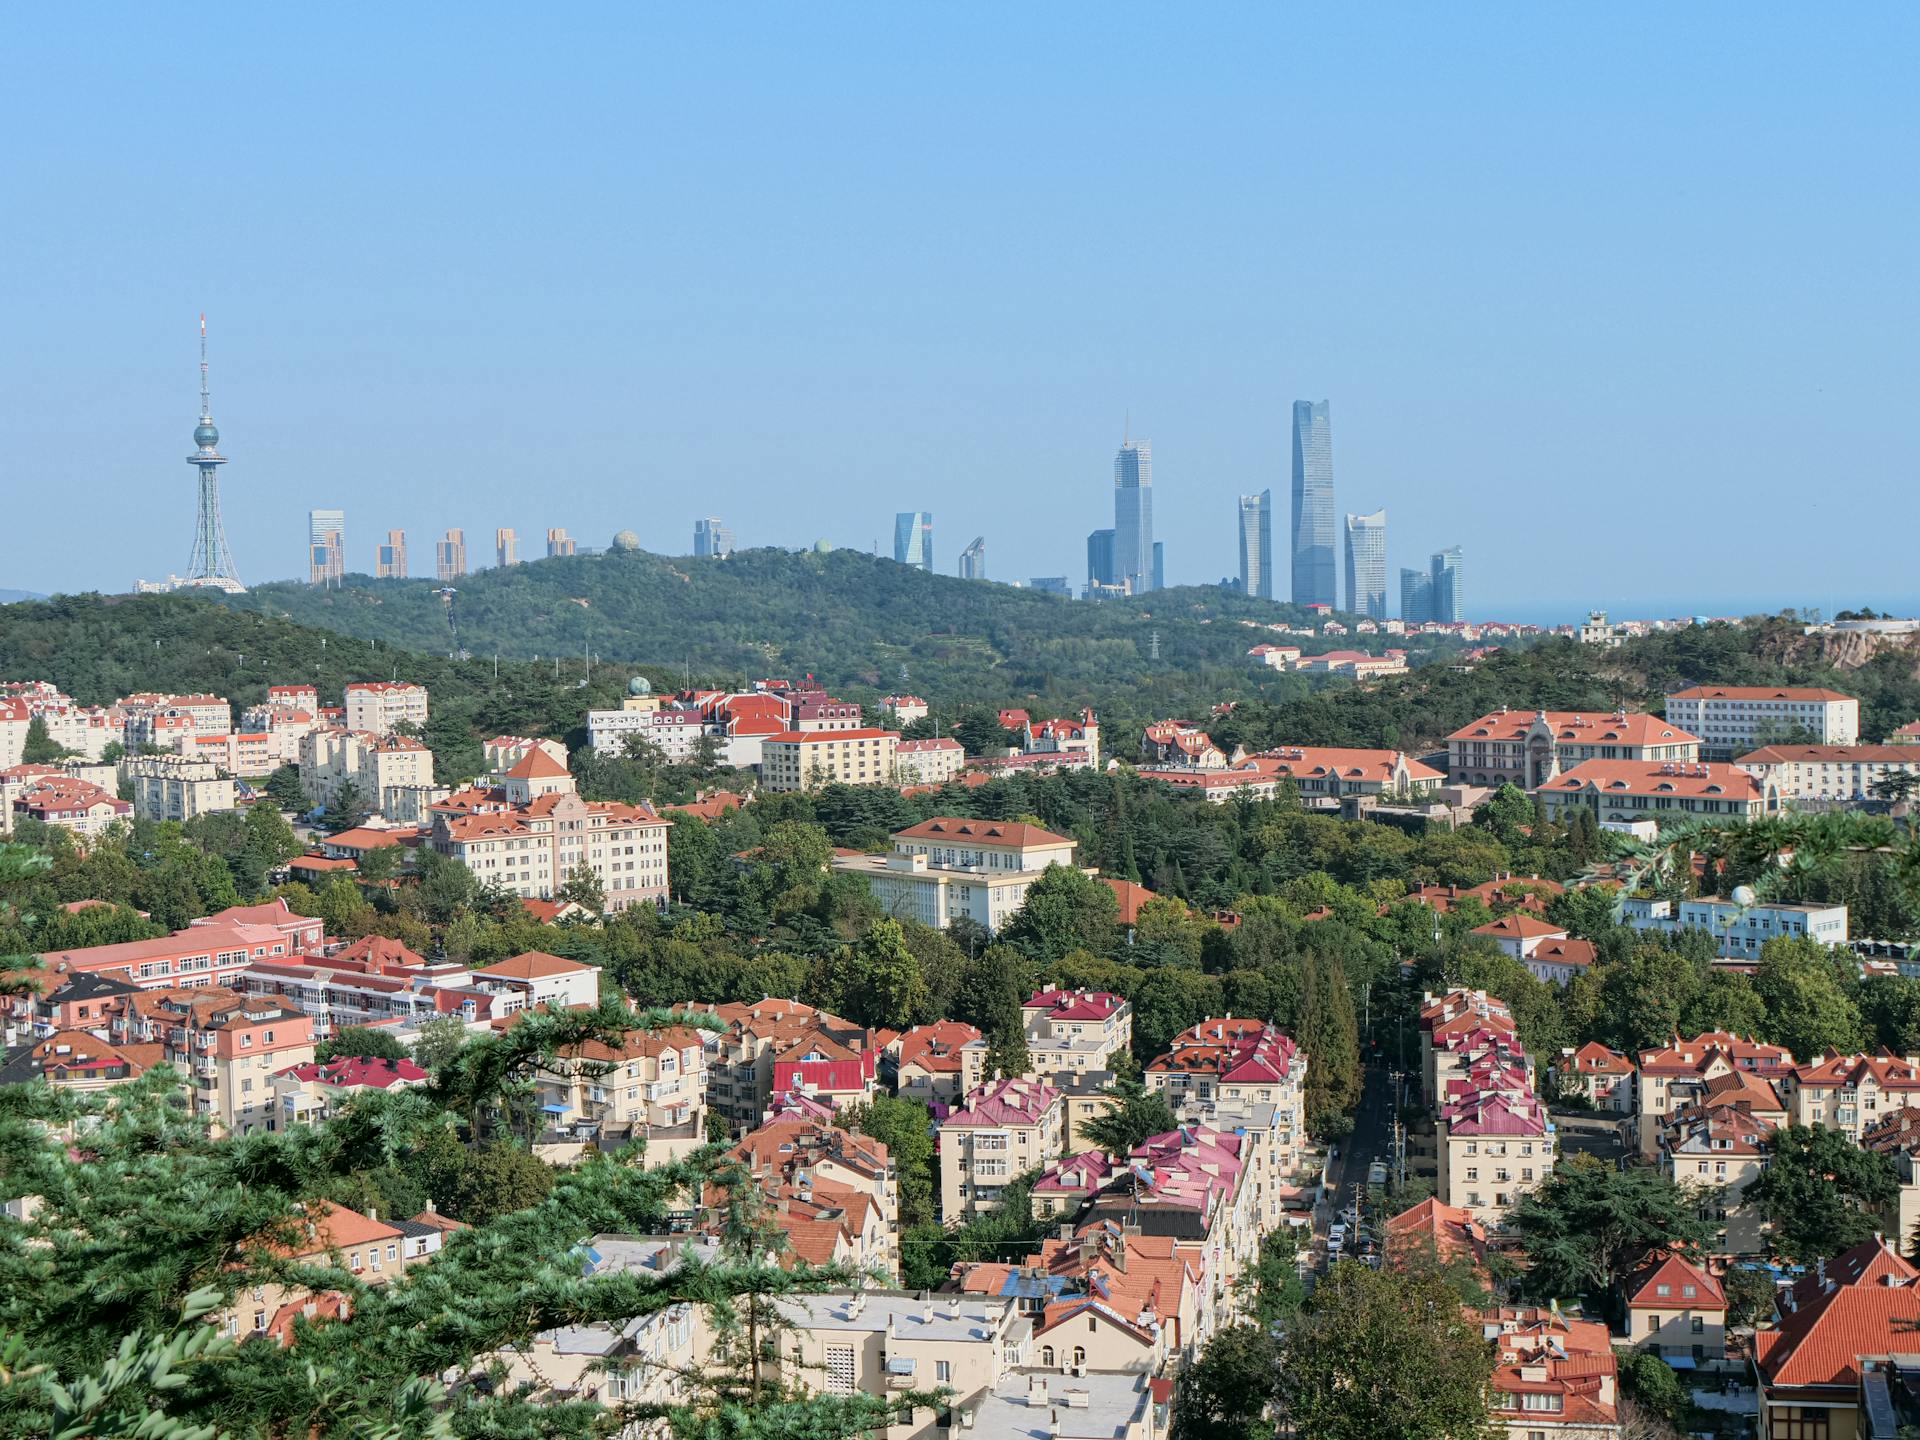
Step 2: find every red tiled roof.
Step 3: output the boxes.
[896,817,1073,848]
[1625,1253,1725,1310]
[473,951,595,981]
[1670,685,1855,702]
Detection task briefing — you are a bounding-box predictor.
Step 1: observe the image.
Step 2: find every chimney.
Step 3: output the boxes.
[1026,1375,1048,1408]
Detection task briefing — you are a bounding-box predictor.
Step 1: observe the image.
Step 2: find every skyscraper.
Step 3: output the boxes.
[1289,400,1335,607]
[436,529,467,581]
[1113,440,1154,594]
[893,512,933,571]
[1399,568,1432,625]
[694,517,734,558]
[495,528,518,567]
[377,530,408,579]
[184,315,242,591]
[1151,542,1165,593]
[546,528,576,558]
[1431,546,1464,622]
[1086,528,1117,594]
[958,536,986,580]
[1343,509,1388,620]
[308,509,345,587]
[1237,490,1274,599]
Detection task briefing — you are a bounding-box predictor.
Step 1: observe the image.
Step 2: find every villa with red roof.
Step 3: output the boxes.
[1483,1307,1621,1436]
[1536,758,1779,824]
[470,951,602,1013]
[1030,1151,1118,1218]
[1756,1237,1920,1437]
[273,1054,430,1125]
[1634,1030,1794,1160]
[1011,988,1134,1085]
[1624,1252,1727,1365]
[1145,1017,1309,1194]
[1782,1051,1920,1142]
[1140,721,1229,770]
[940,1077,1064,1223]
[1383,1197,1488,1273]
[767,1032,879,1120]
[832,818,1081,935]
[1437,1066,1554,1228]
[887,1020,983,1107]
[1238,746,1443,804]
[1552,1042,1634,1112]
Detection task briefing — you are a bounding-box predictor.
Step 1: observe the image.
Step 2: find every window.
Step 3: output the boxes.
[1691,1316,1705,1334]
[935,1361,951,1382]
[1072,1346,1086,1369]
[824,1345,856,1395]
[1519,1392,1562,1413]
[1041,1346,1055,1368]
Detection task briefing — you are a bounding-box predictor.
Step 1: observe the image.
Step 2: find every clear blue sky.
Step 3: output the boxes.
[4,5,1916,620]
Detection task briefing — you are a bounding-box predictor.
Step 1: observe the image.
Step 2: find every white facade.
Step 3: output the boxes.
[1666,686,1859,758]
[1620,895,1848,959]
[1736,744,1920,804]
[343,682,430,737]
[832,819,1078,934]
[125,756,237,822]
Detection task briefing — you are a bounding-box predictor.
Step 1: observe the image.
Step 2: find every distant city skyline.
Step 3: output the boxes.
[8,9,1918,619]
[1112,440,1154,596]
[893,511,933,572]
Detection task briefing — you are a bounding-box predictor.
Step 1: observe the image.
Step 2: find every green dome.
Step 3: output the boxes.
[628,675,652,696]
[194,420,220,448]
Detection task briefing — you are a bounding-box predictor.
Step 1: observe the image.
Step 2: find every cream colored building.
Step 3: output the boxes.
[939,1076,1064,1223]
[107,986,316,1136]
[1736,743,1920,804]
[893,737,966,786]
[833,817,1079,934]
[343,681,430,736]
[1667,684,1859,760]
[534,1023,707,1160]
[298,728,439,818]
[125,755,238,822]
[759,728,898,792]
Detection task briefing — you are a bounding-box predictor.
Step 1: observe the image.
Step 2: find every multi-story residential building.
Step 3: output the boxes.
[494,527,518,567]
[545,528,575,558]
[887,1020,983,1107]
[892,510,933,571]
[429,757,669,912]
[375,529,408,578]
[893,737,965,786]
[790,693,864,732]
[471,950,603,1013]
[768,1032,879,1119]
[759,728,898,792]
[1736,743,1920,804]
[1470,914,1596,987]
[1237,489,1274,600]
[215,1201,435,1343]
[107,985,314,1134]
[1419,989,1520,1110]
[1619,895,1848,960]
[125,755,236,822]
[1484,1307,1620,1438]
[832,817,1078,934]
[1659,1098,1775,1253]
[434,528,467,580]
[240,938,498,1040]
[1632,1031,1792,1159]
[272,1054,430,1126]
[1018,710,1101,767]
[1666,685,1860,760]
[1021,988,1135,1082]
[1623,1253,1728,1367]
[1239,745,1443,804]
[1343,508,1387,620]
[299,728,442,821]
[1755,1238,1920,1440]
[0,1028,165,1093]
[1140,720,1228,769]
[1552,1042,1634,1112]
[1892,720,1920,746]
[343,681,429,736]
[1137,767,1279,803]
[119,691,233,740]
[1862,1108,1920,1256]
[1444,708,1702,789]
[1780,1051,1920,1141]
[308,509,346,586]
[1289,400,1335,608]
[680,998,875,1131]
[1536,759,1778,824]
[1435,1086,1555,1229]
[533,1023,706,1159]
[722,1118,898,1280]
[0,684,122,764]
[1113,439,1154,596]
[939,1077,1064,1223]
[876,694,928,725]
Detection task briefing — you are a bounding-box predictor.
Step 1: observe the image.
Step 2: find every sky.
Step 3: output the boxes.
[2,5,1917,622]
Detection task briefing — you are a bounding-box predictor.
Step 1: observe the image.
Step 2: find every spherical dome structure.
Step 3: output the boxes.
[812,538,833,554]
[1730,884,1757,908]
[628,675,652,697]
[611,529,641,551]
[194,421,220,448]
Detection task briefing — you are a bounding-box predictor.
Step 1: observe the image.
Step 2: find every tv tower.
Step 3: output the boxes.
[184,314,242,589]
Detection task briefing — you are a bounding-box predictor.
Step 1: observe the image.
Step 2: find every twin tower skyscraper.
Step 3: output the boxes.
[1238,400,1461,623]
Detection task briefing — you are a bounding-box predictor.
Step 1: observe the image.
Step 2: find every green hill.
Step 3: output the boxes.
[216,546,1438,733]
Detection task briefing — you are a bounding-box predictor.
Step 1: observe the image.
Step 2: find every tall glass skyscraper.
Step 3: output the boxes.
[1431,546,1464,622]
[1238,490,1274,599]
[307,509,345,586]
[1400,568,1433,624]
[1344,509,1388,619]
[1290,400,1336,607]
[893,511,933,572]
[958,536,986,580]
[1113,440,1153,594]
[1086,528,1116,594]
[694,517,734,558]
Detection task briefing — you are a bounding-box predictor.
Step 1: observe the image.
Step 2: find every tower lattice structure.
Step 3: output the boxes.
[185,314,241,587]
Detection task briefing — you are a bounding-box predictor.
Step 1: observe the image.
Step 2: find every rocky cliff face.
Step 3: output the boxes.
[1761,628,1920,676]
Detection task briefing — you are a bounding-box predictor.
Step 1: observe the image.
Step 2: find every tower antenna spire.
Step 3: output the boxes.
[199,312,211,420]
[182,313,242,590]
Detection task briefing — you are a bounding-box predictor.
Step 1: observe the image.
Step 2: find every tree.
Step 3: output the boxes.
[1745,1123,1898,1262]
[837,1095,936,1229]
[410,1014,471,1073]
[1245,1224,1306,1329]
[557,861,605,917]
[1614,1348,1688,1428]
[999,865,1120,965]
[319,780,371,835]
[1276,1253,1498,1440]
[262,762,311,812]
[317,1025,411,1063]
[840,919,925,1030]
[1170,1323,1276,1440]
[1078,1078,1177,1154]
[1504,1155,1718,1307]
[1754,936,1865,1059]
[20,716,67,763]
[1721,1264,1779,1328]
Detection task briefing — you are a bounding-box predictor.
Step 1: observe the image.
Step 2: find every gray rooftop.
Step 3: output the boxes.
[964,1368,1152,1439]
[777,1290,1014,1344]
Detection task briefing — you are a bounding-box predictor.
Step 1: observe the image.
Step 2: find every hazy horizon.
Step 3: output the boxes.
[3,6,1915,616]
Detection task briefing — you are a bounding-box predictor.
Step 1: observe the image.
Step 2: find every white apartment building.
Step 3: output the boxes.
[1736,743,1920,804]
[0,689,121,764]
[1665,685,1859,760]
[118,692,232,745]
[124,755,237,823]
[343,681,430,736]
[938,1076,1064,1222]
[760,729,899,792]
[832,817,1078,933]
[893,737,965,786]
[298,728,440,818]
[1619,895,1848,960]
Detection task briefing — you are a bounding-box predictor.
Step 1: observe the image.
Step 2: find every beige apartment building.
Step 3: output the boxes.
[1444,707,1701,788]
[125,755,237,823]
[939,1076,1064,1223]
[535,1023,707,1160]
[1779,1052,1920,1141]
[893,737,966,785]
[833,817,1079,934]
[1666,685,1859,760]
[299,728,439,814]
[1633,1032,1793,1159]
[680,998,874,1131]
[343,681,430,736]
[108,985,315,1135]
[759,728,898,792]
[1736,743,1920,804]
